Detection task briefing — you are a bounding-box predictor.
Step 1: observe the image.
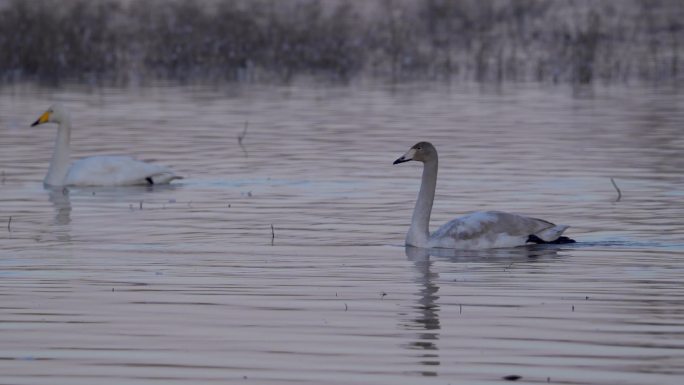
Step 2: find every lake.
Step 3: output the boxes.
[1,81,683,384]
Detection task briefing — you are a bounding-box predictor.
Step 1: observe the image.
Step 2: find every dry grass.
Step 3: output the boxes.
[0,0,682,84]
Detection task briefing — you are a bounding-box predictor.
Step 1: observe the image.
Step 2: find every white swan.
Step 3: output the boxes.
[394,142,574,249]
[31,104,181,187]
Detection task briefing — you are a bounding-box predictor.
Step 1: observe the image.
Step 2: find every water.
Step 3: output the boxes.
[1,82,683,384]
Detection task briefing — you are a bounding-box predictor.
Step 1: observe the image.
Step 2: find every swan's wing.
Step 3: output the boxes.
[430,211,569,249]
[64,155,180,186]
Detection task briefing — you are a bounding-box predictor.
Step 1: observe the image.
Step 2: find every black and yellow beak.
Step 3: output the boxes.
[31,111,51,127]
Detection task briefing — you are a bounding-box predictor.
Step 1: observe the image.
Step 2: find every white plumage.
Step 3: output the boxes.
[31,104,181,187]
[65,155,179,186]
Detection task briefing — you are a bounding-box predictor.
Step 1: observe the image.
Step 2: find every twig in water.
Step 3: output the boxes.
[140,201,143,210]
[344,303,348,311]
[270,224,275,244]
[7,216,11,232]
[610,177,622,202]
[238,121,248,145]
[238,121,249,157]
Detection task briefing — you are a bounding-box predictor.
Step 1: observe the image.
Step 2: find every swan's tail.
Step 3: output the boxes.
[527,225,575,244]
[527,234,576,244]
[146,173,183,185]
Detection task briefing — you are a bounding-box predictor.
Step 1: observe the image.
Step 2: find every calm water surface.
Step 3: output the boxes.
[1,82,683,384]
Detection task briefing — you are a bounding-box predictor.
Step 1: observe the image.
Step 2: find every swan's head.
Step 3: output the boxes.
[393,141,437,164]
[31,104,69,126]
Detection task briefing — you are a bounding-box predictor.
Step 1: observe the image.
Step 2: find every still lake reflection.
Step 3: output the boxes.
[1,82,683,384]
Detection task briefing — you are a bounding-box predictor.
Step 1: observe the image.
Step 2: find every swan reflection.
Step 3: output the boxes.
[47,187,72,241]
[403,246,441,376]
[402,245,561,377]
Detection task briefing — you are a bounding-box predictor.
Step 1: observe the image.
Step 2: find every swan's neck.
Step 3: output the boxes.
[44,118,72,186]
[406,159,437,247]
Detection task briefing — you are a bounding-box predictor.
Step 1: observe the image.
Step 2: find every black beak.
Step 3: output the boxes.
[31,119,41,127]
[393,156,411,165]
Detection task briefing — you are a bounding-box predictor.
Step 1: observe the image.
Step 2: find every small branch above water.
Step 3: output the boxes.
[610,177,622,202]
[238,121,248,145]
[238,121,249,157]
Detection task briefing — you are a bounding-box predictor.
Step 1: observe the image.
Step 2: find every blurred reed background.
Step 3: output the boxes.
[0,0,682,85]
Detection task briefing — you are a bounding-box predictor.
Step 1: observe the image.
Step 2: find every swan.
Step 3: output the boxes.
[31,104,181,187]
[393,142,574,249]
